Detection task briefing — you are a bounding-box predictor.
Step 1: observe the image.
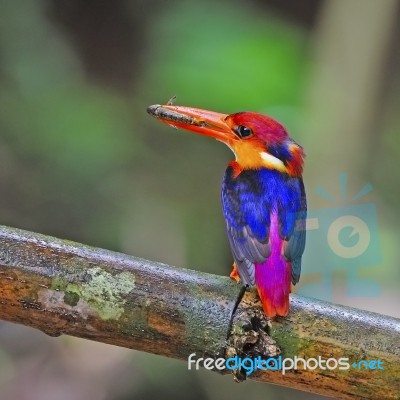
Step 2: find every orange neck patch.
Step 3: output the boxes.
[228,141,303,178]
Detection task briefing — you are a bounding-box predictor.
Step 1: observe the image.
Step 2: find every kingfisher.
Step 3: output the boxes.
[147,103,306,318]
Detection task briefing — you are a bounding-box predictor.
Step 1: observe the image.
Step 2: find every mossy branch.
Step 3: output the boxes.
[0,225,398,399]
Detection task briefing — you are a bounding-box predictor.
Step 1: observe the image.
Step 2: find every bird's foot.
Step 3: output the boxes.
[229,262,241,282]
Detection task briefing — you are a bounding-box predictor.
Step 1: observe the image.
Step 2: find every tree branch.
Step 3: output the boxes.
[0,226,398,399]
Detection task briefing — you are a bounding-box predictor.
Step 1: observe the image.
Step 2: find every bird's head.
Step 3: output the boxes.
[147,104,304,177]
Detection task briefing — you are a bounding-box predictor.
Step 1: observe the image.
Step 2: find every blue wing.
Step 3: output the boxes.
[222,168,270,285]
[282,178,307,284]
[222,167,306,286]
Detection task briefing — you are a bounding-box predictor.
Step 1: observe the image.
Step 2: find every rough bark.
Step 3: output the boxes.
[0,225,398,399]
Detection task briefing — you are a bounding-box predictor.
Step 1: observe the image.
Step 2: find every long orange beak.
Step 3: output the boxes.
[147,104,236,146]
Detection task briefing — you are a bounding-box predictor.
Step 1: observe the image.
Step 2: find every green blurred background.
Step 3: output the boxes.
[0,0,399,399]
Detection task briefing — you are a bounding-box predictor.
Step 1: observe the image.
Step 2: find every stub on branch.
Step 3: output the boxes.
[226,289,280,381]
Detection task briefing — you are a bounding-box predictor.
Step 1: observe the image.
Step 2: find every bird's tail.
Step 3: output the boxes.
[255,257,291,317]
[255,211,292,318]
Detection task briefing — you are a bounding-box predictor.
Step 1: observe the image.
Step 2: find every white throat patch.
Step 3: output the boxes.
[260,151,286,171]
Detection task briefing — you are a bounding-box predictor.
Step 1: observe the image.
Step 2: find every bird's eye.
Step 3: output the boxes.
[235,125,253,139]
